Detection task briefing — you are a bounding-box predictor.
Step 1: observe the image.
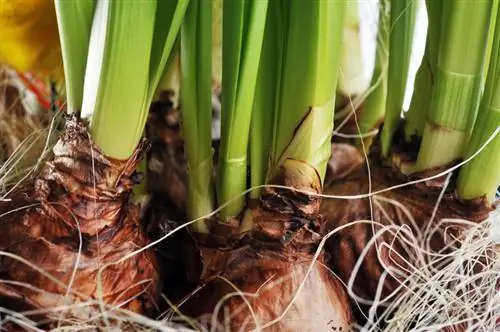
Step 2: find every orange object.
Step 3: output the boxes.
[0,0,63,80]
[0,0,64,110]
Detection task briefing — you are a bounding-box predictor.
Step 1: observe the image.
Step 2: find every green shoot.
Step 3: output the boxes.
[404,0,443,141]
[249,0,282,199]
[416,0,493,170]
[355,0,389,148]
[380,0,418,157]
[54,0,96,113]
[457,3,500,203]
[180,0,213,232]
[217,0,269,219]
[212,0,223,89]
[80,1,188,160]
[147,0,190,105]
[337,1,367,98]
[483,0,499,80]
[269,0,346,182]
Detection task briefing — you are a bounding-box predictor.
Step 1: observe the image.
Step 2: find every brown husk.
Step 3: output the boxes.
[321,143,493,322]
[180,160,352,332]
[0,68,55,169]
[0,116,161,328]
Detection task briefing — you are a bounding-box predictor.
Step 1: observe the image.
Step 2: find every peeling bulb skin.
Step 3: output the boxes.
[0,116,161,328]
[184,250,352,332]
[325,143,365,186]
[321,147,493,322]
[181,159,352,331]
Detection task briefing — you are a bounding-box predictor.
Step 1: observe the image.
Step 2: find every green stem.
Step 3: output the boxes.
[82,1,188,160]
[416,0,493,171]
[404,0,443,141]
[483,0,499,80]
[270,0,346,182]
[212,0,223,90]
[355,0,389,149]
[155,44,180,105]
[250,0,281,199]
[84,1,155,159]
[54,0,96,113]
[180,0,213,232]
[379,0,418,157]
[217,0,269,219]
[337,0,366,98]
[147,0,191,104]
[456,108,499,202]
[457,4,500,202]
[404,48,432,140]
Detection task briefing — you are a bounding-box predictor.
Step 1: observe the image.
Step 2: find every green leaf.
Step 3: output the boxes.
[55,0,96,113]
[147,0,190,105]
[457,2,500,202]
[416,0,493,170]
[379,0,418,157]
[79,1,188,160]
[82,1,156,160]
[180,0,214,232]
[270,0,346,183]
[217,0,269,218]
[249,0,282,198]
[356,0,389,148]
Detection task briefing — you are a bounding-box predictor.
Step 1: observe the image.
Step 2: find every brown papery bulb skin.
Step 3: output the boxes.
[186,246,352,332]
[182,159,353,332]
[322,144,493,321]
[0,116,161,327]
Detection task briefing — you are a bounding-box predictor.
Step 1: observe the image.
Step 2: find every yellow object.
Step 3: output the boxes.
[0,0,63,81]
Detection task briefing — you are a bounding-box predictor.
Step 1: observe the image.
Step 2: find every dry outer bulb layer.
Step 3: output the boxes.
[321,145,493,322]
[181,159,352,332]
[0,116,160,328]
[0,68,55,168]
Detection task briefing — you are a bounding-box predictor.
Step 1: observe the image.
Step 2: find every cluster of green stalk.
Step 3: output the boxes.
[56,0,498,234]
[182,0,346,231]
[56,0,347,233]
[357,0,499,203]
[56,0,189,159]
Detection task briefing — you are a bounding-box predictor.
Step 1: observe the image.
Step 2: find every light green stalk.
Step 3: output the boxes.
[249,0,284,199]
[217,0,269,219]
[380,0,418,157]
[147,1,190,105]
[81,0,188,160]
[54,0,96,113]
[483,0,499,80]
[337,0,367,98]
[404,0,443,141]
[156,0,222,103]
[416,0,493,171]
[180,0,213,232]
[269,0,346,182]
[457,4,500,203]
[155,44,180,105]
[212,0,222,90]
[355,0,389,148]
